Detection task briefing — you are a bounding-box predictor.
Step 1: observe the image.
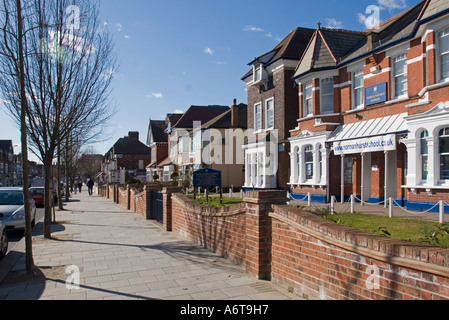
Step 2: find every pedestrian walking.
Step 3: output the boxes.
[78,182,82,193]
[87,179,94,196]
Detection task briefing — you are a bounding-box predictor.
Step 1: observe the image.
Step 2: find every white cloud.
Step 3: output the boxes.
[377,0,407,11]
[204,47,214,55]
[243,25,264,32]
[214,61,228,65]
[148,92,163,99]
[124,35,130,39]
[173,109,184,114]
[116,23,123,32]
[325,18,343,29]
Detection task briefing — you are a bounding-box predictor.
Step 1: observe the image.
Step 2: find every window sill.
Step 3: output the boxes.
[345,107,365,114]
[288,182,327,188]
[298,113,340,122]
[385,95,409,105]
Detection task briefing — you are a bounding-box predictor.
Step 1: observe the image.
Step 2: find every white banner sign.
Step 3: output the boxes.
[333,134,396,155]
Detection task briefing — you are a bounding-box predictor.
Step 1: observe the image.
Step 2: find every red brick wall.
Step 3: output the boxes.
[171,193,247,265]
[117,186,129,209]
[270,205,449,300]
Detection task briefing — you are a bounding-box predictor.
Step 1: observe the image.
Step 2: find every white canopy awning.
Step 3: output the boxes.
[327,113,408,155]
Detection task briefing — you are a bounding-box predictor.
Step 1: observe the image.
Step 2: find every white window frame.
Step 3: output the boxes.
[265,98,274,130]
[254,64,262,83]
[254,102,262,132]
[320,78,334,114]
[303,82,313,117]
[393,53,408,99]
[439,26,449,82]
[420,130,429,183]
[304,145,314,181]
[352,69,365,110]
[439,127,449,182]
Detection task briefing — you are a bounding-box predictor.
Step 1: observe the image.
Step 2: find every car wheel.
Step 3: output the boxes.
[0,230,8,261]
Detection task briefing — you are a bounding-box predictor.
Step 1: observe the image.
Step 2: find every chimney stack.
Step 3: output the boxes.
[128,131,139,140]
[231,99,239,128]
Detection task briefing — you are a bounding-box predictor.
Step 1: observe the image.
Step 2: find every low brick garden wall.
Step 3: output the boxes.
[98,185,449,300]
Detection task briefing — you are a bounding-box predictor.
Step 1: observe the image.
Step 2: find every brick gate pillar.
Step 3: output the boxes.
[145,184,159,220]
[162,187,183,232]
[244,190,288,280]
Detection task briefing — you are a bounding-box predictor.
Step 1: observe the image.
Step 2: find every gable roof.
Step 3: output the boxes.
[418,0,449,21]
[294,0,430,80]
[147,120,168,145]
[295,28,365,78]
[166,113,183,127]
[112,135,150,155]
[201,103,248,129]
[173,105,230,129]
[242,27,315,80]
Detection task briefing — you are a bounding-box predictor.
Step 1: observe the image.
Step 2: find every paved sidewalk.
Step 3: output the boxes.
[0,192,296,300]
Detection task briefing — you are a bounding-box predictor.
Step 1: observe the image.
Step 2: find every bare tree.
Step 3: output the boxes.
[0,0,34,274]
[0,0,117,239]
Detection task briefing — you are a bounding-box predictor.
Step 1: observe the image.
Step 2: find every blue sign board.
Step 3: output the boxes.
[193,169,222,188]
[365,82,387,106]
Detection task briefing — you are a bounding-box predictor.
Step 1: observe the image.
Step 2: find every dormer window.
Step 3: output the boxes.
[254,65,262,82]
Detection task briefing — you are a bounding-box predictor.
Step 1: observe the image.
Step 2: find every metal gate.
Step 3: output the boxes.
[156,192,163,224]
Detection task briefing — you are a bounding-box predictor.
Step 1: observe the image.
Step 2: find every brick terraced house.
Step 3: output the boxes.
[242,27,315,190]
[102,131,151,183]
[288,0,449,212]
[145,119,170,182]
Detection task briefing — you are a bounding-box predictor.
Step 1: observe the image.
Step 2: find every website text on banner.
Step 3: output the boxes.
[333,134,396,155]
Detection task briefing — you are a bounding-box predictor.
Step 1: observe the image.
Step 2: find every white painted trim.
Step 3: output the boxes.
[363,67,391,80]
[334,80,352,88]
[407,54,426,65]
[427,44,436,52]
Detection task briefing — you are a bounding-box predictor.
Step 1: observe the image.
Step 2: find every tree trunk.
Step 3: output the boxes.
[43,156,54,239]
[16,0,34,275]
[57,144,63,211]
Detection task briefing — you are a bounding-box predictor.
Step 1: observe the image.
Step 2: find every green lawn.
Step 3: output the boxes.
[320,212,449,248]
[187,194,243,208]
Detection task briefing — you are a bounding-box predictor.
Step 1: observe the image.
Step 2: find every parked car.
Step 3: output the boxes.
[0,221,7,261]
[30,187,45,207]
[0,187,37,231]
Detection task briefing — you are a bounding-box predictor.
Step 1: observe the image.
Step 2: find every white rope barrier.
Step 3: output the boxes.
[290,193,310,202]
[391,199,440,215]
[353,195,386,206]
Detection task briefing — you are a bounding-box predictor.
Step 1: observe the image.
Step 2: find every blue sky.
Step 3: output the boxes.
[1,0,423,162]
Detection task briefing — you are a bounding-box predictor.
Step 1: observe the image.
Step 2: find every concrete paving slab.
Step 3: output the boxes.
[0,191,296,301]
